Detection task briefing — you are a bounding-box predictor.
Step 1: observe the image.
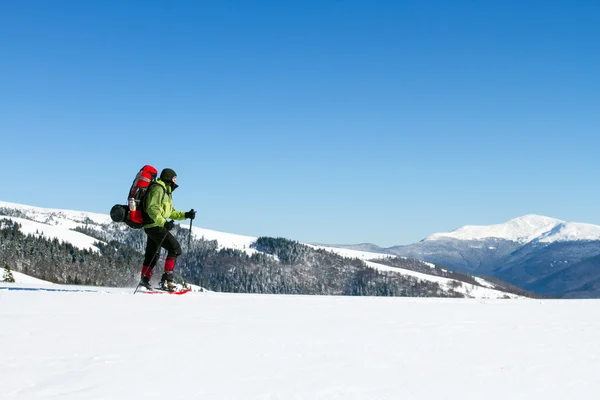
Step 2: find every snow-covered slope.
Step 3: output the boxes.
[6,270,53,285]
[0,200,259,254]
[0,200,520,299]
[363,260,520,299]
[1,290,598,399]
[2,216,102,252]
[426,214,600,244]
[536,221,600,243]
[190,226,258,254]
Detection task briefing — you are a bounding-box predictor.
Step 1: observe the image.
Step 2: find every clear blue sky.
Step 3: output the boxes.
[1,0,599,246]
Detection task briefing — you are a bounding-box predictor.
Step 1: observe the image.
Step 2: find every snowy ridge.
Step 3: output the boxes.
[536,221,600,243]
[426,214,600,244]
[307,244,393,261]
[0,200,112,228]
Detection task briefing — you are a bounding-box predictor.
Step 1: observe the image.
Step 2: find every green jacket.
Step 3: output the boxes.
[143,179,186,228]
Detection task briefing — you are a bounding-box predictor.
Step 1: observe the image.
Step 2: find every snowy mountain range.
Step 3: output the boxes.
[334,215,600,298]
[0,200,526,299]
[425,214,600,244]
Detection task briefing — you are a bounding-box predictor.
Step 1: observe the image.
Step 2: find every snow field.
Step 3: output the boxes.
[1,291,599,400]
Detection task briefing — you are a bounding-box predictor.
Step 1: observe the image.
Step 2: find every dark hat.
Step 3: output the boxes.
[160,168,177,183]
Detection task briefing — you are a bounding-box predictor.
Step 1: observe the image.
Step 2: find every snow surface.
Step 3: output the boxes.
[426,214,600,244]
[7,271,53,285]
[1,288,599,400]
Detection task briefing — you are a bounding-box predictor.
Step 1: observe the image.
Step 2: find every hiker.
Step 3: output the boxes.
[138,168,196,291]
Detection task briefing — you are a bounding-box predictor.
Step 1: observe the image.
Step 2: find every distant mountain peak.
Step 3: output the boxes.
[508,214,564,227]
[425,214,569,244]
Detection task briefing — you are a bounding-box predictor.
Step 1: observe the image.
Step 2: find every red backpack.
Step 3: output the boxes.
[110,165,158,229]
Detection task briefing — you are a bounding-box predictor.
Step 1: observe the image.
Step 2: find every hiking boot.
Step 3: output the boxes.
[139,276,152,290]
[159,272,176,292]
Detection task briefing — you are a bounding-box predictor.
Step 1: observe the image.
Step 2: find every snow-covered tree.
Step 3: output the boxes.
[3,264,15,283]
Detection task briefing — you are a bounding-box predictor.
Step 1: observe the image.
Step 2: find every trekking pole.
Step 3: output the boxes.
[185,216,193,273]
[133,227,171,294]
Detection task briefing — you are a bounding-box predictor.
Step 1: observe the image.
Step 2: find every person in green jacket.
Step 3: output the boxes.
[138,168,195,291]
